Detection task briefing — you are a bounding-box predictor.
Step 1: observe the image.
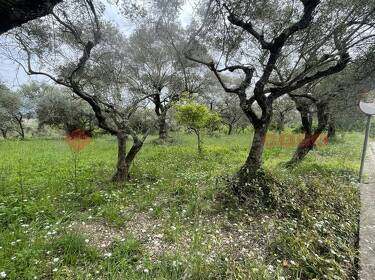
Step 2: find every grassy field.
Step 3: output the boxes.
[0,131,362,279]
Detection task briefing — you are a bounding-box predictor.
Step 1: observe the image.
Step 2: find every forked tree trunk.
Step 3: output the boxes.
[112,132,145,183]
[124,139,144,172]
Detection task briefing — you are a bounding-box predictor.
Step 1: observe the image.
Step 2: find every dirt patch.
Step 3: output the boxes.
[72,210,269,262]
[72,220,126,251]
[72,213,177,257]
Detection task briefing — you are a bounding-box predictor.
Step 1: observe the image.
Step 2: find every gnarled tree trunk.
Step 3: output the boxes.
[233,122,273,201]
[112,132,145,183]
[238,125,268,178]
[288,102,328,166]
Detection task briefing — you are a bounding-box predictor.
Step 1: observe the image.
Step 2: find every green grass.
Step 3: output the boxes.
[0,131,362,279]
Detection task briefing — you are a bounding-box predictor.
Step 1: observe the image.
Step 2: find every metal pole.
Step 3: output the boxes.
[359,115,372,183]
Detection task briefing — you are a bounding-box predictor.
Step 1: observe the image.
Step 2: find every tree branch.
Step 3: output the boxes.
[226,8,271,50]
[270,52,350,98]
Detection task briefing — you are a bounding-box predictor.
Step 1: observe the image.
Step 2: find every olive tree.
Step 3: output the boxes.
[12,0,150,182]
[287,52,375,165]
[36,87,97,135]
[124,23,209,142]
[0,83,29,139]
[124,25,183,141]
[0,84,16,138]
[187,0,375,192]
[272,96,296,133]
[216,94,245,135]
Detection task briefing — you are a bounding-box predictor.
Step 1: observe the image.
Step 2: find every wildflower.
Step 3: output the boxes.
[53,258,59,262]
[143,269,149,273]
[0,271,6,278]
[85,239,89,243]
[104,252,112,258]
[52,268,58,272]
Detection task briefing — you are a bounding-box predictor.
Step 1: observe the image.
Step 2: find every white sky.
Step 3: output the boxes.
[0,1,194,89]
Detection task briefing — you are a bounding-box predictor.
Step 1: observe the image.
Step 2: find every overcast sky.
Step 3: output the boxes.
[0,1,194,90]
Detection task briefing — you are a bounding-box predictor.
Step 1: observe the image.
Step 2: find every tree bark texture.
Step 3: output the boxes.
[112,132,145,183]
[0,0,62,35]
